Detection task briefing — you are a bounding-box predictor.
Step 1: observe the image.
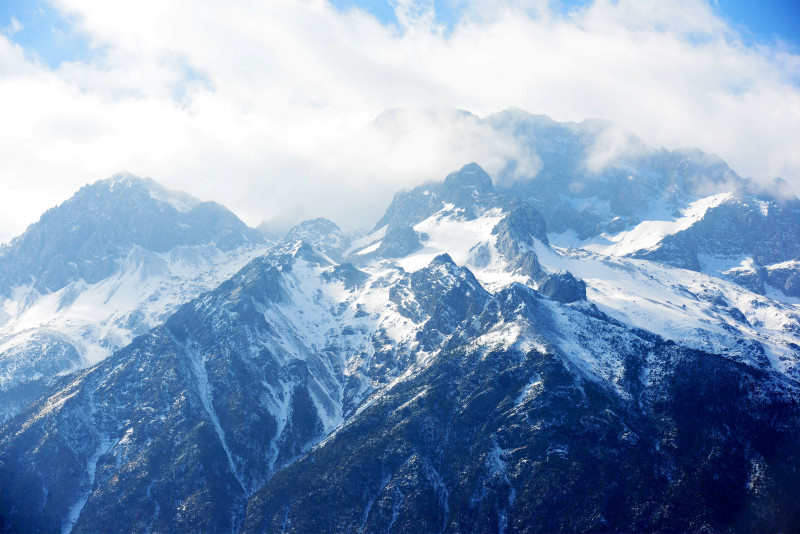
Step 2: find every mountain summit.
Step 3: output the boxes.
[0,174,268,422]
[0,174,262,297]
[1,116,800,533]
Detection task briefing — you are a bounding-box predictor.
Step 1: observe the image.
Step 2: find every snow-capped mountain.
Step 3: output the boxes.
[483,110,800,300]
[1,113,800,533]
[0,173,269,422]
[280,218,352,262]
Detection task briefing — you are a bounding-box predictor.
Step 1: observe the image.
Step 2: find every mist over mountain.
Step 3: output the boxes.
[1,112,799,533]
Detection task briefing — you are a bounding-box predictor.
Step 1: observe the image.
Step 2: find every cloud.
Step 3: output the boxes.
[580,120,648,174]
[2,17,23,37]
[0,0,798,243]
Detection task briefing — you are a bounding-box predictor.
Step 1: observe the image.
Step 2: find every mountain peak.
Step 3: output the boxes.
[284,218,342,238]
[105,170,142,186]
[373,163,498,231]
[94,172,200,213]
[442,162,493,195]
[431,252,456,266]
[0,175,263,297]
[282,218,350,261]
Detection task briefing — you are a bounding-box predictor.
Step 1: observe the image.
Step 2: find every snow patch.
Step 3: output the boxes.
[551,193,732,256]
[61,435,112,534]
[396,208,503,272]
[188,345,247,494]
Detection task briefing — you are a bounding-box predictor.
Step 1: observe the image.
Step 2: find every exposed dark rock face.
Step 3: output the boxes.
[373,162,498,231]
[0,174,267,426]
[377,225,423,258]
[634,196,800,296]
[441,162,495,219]
[727,267,767,294]
[389,254,490,351]
[0,333,81,422]
[539,271,587,303]
[763,264,800,298]
[242,286,800,534]
[321,263,370,290]
[0,246,347,534]
[4,241,797,533]
[492,200,549,247]
[372,186,443,232]
[637,197,800,269]
[492,201,548,279]
[486,111,744,241]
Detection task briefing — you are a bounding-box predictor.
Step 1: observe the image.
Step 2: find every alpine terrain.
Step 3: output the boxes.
[1,110,799,533]
[0,174,269,423]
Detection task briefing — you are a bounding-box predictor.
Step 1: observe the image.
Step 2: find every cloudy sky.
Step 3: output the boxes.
[0,0,799,243]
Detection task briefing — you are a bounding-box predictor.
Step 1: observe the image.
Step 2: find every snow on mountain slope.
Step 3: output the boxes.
[2,160,800,534]
[0,175,269,422]
[0,237,499,532]
[280,218,351,262]
[0,219,677,531]
[535,242,800,375]
[627,194,800,299]
[242,282,800,534]
[346,225,387,255]
[347,191,800,381]
[550,193,733,256]
[397,206,502,268]
[0,243,264,369]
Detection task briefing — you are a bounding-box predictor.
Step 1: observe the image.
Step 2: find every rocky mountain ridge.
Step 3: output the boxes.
[1,112,800,533]
[0,174,269,422]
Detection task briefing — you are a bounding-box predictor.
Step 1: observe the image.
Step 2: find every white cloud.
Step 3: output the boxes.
[1,16,23,37]
[0,0,798,243]
[582,120,649,174]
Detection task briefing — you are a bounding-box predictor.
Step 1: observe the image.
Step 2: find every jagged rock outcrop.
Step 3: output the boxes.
[0,174,263,297]
[635,196,800,296]
[373,162,498,231]
[281,218,351,262]
[242,284,800,534]
[377,225,423,258]
[539,271,587,303]
[492,201,548,279]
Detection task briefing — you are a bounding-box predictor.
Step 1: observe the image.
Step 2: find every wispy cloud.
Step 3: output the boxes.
[0,0,798,242]
[2,16,23,36]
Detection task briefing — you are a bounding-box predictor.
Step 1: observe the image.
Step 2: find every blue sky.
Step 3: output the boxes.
[713,0,800,50]
[327,0,800,49]
[2,0,799,68]
[0,0,93,67]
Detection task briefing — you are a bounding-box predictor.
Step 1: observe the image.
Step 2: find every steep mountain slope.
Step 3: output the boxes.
[0,173,262,296]
[244,161,800,533]
[0,244,335,534]
[632,195,800,295]
[1,158,799,533]
[0,174,268,422]
[243,303,800,534]
[0,240,491,533]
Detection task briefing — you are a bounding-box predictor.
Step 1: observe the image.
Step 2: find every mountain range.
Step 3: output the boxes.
[1,110,799,533]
